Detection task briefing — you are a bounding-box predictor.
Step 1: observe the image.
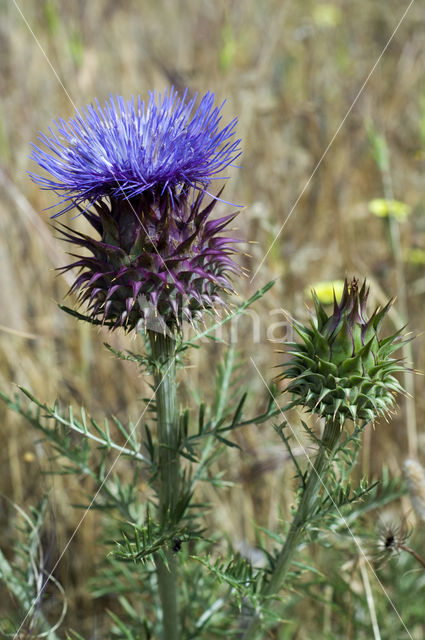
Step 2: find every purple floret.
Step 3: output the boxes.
[30,88,241,215]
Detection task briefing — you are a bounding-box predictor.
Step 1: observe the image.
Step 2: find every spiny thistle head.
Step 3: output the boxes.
[30,88,241,331]
[279,278,407,424]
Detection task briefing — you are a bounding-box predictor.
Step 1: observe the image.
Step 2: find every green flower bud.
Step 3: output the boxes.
[280,278,407,424]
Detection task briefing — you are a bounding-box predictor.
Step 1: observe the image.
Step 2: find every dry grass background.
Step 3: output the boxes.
[1,0,425,636]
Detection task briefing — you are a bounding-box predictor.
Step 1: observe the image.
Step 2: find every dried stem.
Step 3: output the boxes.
[400,544,425,569]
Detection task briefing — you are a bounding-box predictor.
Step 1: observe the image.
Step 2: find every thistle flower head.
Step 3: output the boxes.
[376,521,410,561]
[280,278,406,424]
[31,89,242,330]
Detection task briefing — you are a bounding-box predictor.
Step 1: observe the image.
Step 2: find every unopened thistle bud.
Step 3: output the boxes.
[30,89,241,331]
[279,278,406,424]
[403,459,425,522]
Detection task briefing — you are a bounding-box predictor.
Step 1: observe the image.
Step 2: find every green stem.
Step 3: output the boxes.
[149,331,180,640]
[243,418,341,640]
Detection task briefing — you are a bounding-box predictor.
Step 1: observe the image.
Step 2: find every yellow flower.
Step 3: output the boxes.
[312,4,342,27]
[305,280,345,305]
[368,198,411,222]
[405,248,425,265]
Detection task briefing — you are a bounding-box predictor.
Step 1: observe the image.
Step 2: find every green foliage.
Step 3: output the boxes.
[0,291,282,638]
[0,276,419,639]
[114,513,203,565]
[0,497,64,639]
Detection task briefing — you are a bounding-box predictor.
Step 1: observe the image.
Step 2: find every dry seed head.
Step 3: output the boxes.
[376,521,410,563]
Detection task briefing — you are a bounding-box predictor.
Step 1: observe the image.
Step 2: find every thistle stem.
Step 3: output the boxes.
[243,418,341,640]
[148,331,180,640]
[399,544,425,569]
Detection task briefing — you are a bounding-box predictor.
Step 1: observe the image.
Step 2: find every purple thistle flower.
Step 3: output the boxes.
[31,88,242,331]
[30,89,240,213]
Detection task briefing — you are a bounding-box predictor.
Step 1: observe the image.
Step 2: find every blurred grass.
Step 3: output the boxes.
[1,0,425,636]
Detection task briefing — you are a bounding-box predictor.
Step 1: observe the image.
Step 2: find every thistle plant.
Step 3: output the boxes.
[242,278,409,640]
[0,86,414,638]
[28,87,246,639]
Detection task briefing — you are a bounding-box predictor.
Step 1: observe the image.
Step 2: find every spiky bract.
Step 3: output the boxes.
[58,188,240,330]
[280,278,406,424]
